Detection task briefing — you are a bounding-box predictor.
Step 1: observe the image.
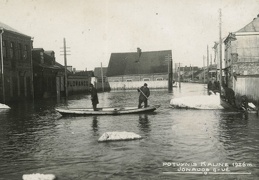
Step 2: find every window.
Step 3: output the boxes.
[126,79,132,82]
[10,42,15,59]
[156,78,163,81]
[3,41,7,58]
[143,78,150,81]
[40,52,44,64]
[24,45,29,60]
[17,43,22,60]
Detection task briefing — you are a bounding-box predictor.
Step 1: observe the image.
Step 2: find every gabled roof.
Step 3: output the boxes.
[236,16,259,33]
[107,50,172,77]
[94,67,107,77]
[0,21,31,38]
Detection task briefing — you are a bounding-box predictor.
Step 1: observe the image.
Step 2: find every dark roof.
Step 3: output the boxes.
[107,50,172,76]
[0,21,31,38]
[87,71,94,77]
[236,16,259,33]
[94,67,108,77]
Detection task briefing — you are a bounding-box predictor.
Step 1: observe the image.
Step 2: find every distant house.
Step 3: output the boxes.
[32,48,65,99]
[106,50,172,89]
[67,69,93,94]
[224,14,259,102]
[0,22,34,103]
[93,67,110,91]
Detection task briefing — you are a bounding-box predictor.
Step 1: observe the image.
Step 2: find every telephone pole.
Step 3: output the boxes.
[203,55,205,83]
[60,38,71,99]
[219,9,222,94]
[101,62,104,92]
[0,28,5,103]
[207,45,209,82]
[166,54,173,92]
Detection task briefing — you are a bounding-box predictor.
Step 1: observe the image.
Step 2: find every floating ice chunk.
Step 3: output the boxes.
[22,173,56,180]
[170,93,224,110]
[98,131,142,142]
[0,103,10,109]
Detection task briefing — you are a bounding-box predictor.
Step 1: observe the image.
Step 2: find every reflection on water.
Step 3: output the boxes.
[138,114,150,133]
[92,116,98,133]
[0,83,258,180]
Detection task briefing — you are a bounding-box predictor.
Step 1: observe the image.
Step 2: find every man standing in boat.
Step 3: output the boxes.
[89,84,99,111]
[137,83,150,108]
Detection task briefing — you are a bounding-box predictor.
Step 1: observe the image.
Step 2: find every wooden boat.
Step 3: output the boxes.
[220,98,258,113]
[56,105,159,116]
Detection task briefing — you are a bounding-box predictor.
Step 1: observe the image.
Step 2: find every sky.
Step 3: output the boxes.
[0,0,259,71]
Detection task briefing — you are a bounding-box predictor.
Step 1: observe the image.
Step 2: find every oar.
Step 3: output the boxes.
[138,88,160,108]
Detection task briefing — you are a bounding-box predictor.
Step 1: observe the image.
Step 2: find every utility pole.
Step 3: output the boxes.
[0,28,5,103]
[60,38,71,99]
[101,62,104,92]
[219,9,222,94]
[210,54,212,65]
[203,55,205,83]
[207,45,209,82]
[166,54,173,92]
[178,62,181,88]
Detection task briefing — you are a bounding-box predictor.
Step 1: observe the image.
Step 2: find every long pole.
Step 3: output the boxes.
[219,9,222,94]
[168,55,173,92]
[0,28,5,103]
[63,38,68,98]
[178,62,181,88]
[203,55,205,83]
[207,45,209,82]
[30,38,34,101]
[101,62,104,92]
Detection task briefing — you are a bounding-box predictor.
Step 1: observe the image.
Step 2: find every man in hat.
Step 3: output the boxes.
[137,83,150,108]
[89,84,99,111]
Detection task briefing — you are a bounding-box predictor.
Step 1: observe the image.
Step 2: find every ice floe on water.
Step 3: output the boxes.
[0,103,10,109]
[22,173,56,180]
[170,92,224,110]
[98,131,142,142]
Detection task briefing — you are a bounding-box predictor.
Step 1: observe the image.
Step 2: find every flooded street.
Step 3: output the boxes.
[0,83,259,180]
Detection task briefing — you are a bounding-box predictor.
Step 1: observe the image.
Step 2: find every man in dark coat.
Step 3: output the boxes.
[89,84,99,111]
[137,83,150,108]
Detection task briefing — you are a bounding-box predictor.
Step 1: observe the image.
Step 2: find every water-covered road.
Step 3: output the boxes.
[0,83,258,180]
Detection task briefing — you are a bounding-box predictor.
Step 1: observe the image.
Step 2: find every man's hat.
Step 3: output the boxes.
[144,83,148,86]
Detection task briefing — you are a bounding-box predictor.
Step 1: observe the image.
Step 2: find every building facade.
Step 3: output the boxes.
[67,70,93,94]
[0,22,34,103]
[32,48,65,99]
[224,14,259,102]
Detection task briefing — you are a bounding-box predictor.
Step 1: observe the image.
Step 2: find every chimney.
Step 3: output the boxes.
[73,68,76,74]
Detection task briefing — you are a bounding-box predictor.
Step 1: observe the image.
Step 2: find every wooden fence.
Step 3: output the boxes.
[233,75,259,102]
[109,81,168,90]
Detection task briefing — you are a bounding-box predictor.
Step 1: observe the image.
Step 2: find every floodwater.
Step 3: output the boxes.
[0,83,259,180]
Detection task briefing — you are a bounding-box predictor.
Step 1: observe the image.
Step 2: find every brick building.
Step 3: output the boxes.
[0,22,33,103]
